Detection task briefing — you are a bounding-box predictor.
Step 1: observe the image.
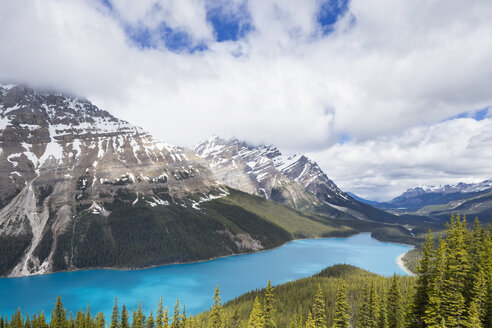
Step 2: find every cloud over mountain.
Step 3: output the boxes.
[1,0,491,198]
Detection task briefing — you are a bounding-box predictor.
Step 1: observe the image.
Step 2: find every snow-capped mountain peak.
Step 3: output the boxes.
[409,179,492,195]
[194,136,356,211]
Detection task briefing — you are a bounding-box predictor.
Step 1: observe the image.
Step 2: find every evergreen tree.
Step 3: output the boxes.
[332,278,351,328]
[51,296,68,328]
[304,312,314,328]
[463,301,481,328]
[409,231,435,328]
[311,285,326,328]
[358,285,371,328]
[442,214,470,327]
[12,309,22,328]
[467,263,487,323]
[171,299,180,328]
[75,311,85,328]
[162,308,169,328]
[378,286,388,328]
[181,307,187,328]
[156,298,164,328]
[263,281,276,328]
[387,274,402,328]
[121,305,129,328]
[287,315,297,328]
[484,231,492,328]
[25,314,32,328]
[145,311,154,328]
[229,309,240,328]
[247,297,263,328]
[110,299,120,328]
[368,282,380,328]
[132,302,145,328]
[85,304,92,328]
[95,313,105,328]
[288,310,303,328]
[208,286,222,328]
[424,237,446,328]
[39,312,48,328]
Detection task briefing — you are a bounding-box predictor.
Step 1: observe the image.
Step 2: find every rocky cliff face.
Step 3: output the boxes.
[194,136,322,211]
[193,136,394,222]
[0,85,237,276]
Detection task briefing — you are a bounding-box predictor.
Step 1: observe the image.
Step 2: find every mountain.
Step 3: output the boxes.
[377,180,492,211]
[0,84,320,277]
[0,84,429,278]
[194,136,405,224]
[376,180,492,223]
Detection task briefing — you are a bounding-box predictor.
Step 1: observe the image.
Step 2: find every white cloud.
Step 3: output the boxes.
[308,117,492,201]
[1,0,492,198]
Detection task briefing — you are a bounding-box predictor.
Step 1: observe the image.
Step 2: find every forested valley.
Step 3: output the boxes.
[1,215,490,328]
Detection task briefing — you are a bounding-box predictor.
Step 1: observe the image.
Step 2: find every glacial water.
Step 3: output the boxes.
[0,233,411,318]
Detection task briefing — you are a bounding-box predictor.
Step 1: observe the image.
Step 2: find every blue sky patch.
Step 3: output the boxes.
[206,3,252,42]
[318,0,350,34]
[444,107,490,122]
[338,133,351,144]
[124,24,208,54]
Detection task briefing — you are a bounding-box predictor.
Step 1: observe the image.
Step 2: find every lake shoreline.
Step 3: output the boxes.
[396,249,415,276]
[4,233,363,278]
[0,233,412,318]
[3,232,413,279]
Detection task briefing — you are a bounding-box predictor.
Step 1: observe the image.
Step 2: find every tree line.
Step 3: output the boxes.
[1,215,490,328]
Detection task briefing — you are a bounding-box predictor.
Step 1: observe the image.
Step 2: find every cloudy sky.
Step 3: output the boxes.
[1,0,492,201]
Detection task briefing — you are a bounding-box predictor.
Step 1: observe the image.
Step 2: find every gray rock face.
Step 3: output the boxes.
[194,136,403,224]
[194,136,322,211]
[0,84,219,276]
[194,135,364,213]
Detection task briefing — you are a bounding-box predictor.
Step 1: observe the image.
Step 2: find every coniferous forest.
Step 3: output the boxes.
[1,215,491,328]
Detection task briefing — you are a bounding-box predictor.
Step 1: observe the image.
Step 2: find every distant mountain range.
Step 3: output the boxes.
[369,180,492,222]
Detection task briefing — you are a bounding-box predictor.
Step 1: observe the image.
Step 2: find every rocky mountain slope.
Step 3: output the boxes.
[194,136,400,224]
[0,85,304,277]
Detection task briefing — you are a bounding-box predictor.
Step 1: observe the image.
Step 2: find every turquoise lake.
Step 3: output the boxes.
[0,233,411,318]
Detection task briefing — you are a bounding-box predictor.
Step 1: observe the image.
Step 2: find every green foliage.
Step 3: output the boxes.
[171,300,180,328]
[331,279,350,328]
[217,190,347,238]
[145,311,154,328]
[156,299,164,328]
[311,285,326,328]
[132,302,145,328]
[387,275,402,328]
[408,231,435,327]
[0,233,32,275]
[208,286,222,328]
[247,297,263,328]
[263,282,276,328]
[110,299,120,328]
[51,296,68,328]
[2,215,490,328]
[121,305,130,328]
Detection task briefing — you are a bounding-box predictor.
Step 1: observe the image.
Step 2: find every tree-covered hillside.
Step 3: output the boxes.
[1,215,490,328]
